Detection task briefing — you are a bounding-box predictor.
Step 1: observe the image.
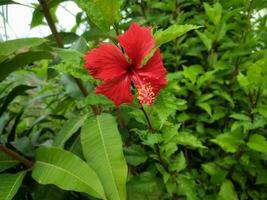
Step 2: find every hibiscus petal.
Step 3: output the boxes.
[118,22,155,68]
[131,50,167,105]
[84,43,129,81]
[136,49,167,79]
[96,75,133,106]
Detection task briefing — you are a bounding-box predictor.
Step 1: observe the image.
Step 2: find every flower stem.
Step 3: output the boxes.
[0,144,33,168]
[140,105,153,131]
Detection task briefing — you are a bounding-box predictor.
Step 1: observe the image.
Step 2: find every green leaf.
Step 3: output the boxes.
[154,24,200,47]
[31,9,44,28]
[169,151,186,172]
[230,113,250,121]
[257,106,267,119]
[125,145,147,166]
[247,134,267,154]
[0,38,46,58]
[197,102,212,117]
[0,85,35,116]
[177,175,197,200]
[53,113,88,147]
[214,90,235,108]
[31,147,106,199]
[55,48,84,63]
[217,180,238,200]
[202,162,227,184]
[76,0,122,31]
[0,171,26,200]
[204,2,222,25]
[154,91,183,128]
[175,132,206,149]
[210,133,244,153]
[0,51,53,81]
[31,185,67,200]
[256,167,267,185]
[183,65,204,84]
[196,31,212,51]
[81,113,127,200]
[237,73,250,93]
[127,172,164,200]
[0,151,19,172]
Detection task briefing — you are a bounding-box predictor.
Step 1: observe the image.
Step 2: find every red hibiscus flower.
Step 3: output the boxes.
[84,22,167,106]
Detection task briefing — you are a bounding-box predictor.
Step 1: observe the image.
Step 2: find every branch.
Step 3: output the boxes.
[140,105,153,131]
[38,0,99,114]
[0,144,33,168]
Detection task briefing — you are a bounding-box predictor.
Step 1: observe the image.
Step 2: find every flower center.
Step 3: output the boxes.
[136,83,155,105]
[131,70,155,105]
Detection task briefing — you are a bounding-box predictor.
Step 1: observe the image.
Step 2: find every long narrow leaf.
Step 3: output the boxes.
[0,171,26,200]
[32,147,106,199]
[81,113,127,200]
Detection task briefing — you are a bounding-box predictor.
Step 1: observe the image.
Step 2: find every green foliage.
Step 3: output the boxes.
[1,0,267,199]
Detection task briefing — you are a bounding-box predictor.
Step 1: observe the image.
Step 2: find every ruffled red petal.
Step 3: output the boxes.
[136,49,167,79]
[118,22,155,69]
[96,74,133,106]
[132,49,167,105]
[84,43,129,81]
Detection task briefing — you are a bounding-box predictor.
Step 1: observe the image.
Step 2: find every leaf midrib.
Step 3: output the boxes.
[6,172,24,200]
[36,161,101,197]
[96,116,120,199]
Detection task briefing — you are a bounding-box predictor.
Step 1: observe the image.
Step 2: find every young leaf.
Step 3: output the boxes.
[53,113,88,147]
[0,171,26,200]
[154,24,200,47]
[81,113,127,200]
[32,147,106,199]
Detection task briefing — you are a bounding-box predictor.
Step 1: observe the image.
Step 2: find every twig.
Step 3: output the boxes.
[38,0,99,114]
[0,144,33,168]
